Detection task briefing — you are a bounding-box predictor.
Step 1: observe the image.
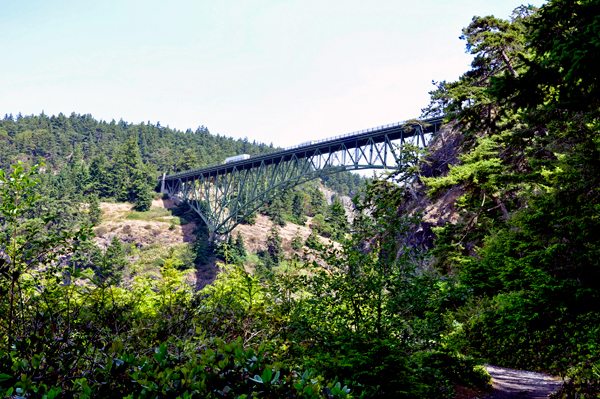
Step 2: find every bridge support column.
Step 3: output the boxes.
[160,173,167,194]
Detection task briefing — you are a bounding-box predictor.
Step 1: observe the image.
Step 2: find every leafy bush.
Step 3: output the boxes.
[0,162,491,398]
[265,180,490,398]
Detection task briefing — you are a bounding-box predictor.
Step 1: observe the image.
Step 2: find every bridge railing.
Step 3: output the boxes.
[282,120,409,151]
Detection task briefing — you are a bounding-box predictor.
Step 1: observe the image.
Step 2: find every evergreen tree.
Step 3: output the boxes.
[310,214,332,238]
[110,137,155,210]
[69,241,103,271]
[326,201,348,242]
[304,232,320,250]
[133,185,153,212]
[67,152,90,202]
[291,191,308,225]
[178,148,198,171]
[132,167,153,212]
[291,228,303,251]
[234,232,247,261]
[244,210,257,225]
[112,138,147,202]
[308,187,326,217]
[266,226,282,266]
[194,233,212,267]
[265,197,286,227]
[88,194,102,224]
[281,189,295,218]
[215,235,237,264]
[104,236,128,282]
[88,154,111,198]
[212,232,247,265]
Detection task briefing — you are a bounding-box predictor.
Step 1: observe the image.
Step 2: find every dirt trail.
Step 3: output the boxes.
[484,365,563,398]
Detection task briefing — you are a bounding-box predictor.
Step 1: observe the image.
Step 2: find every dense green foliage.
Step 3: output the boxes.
[421,1,600,396]
[0,163,489,398]
[0,164,352,398]
[215,232,248,266]
[271,179,489,397]
[3,2,598,397]
[320,174,366,198]
[260,186,349,244]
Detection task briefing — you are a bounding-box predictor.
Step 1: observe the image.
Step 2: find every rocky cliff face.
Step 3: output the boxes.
[398,121,465,251]
[318,185,357,222]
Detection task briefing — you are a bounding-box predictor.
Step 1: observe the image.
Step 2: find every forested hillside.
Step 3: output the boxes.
[1,0,599,398]
[0,113,366,197]
[0,113,274,173]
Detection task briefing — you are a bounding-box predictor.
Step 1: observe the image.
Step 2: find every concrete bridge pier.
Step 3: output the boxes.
[160,173,167,194]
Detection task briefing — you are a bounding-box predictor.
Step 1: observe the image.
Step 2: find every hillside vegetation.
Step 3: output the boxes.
[419,1,600,396]
[1,0,599,398]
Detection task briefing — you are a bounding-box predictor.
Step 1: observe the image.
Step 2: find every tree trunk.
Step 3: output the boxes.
[501,49,519,78]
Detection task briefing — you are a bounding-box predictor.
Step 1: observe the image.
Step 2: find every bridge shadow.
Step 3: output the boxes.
[153,199,219,290]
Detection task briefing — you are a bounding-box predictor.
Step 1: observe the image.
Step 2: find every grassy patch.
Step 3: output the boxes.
[246,253,261,264]
[133,243,196,274]
[140,243,162,252]
[273,259,293,274]
[155,216,189,225]
[94,226,108,236]
[132,244,171,274]
[126,207,172,221]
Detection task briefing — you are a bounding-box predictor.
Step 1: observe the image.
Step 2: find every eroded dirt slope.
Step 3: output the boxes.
[94,199,196,249]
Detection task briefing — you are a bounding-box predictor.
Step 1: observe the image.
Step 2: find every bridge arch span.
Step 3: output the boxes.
[161,117,443,235]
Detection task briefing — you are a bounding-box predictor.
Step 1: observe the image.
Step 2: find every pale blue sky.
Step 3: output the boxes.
[0,0,545,147]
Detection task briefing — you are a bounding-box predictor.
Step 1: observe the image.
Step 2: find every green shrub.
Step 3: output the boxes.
[95,225,108,236]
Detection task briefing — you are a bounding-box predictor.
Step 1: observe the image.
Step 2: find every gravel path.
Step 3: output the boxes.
[484,365,564,398]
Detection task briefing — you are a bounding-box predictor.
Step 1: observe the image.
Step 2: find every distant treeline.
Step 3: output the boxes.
[0,112,366,196]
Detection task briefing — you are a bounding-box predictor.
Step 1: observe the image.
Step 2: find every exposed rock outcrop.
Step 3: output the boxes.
[397,121,466,251]
[318,185,357,222]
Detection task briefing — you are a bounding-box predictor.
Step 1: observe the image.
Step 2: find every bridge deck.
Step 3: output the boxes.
[163,116,444,181]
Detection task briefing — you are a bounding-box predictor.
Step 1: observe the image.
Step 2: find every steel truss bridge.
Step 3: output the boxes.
[161,116,444,235]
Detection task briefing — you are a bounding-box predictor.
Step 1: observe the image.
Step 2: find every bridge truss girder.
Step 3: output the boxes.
[163,123,436,235]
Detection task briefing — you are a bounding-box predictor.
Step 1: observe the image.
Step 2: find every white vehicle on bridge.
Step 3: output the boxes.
[298,140,317,147]
[224,154,251,164]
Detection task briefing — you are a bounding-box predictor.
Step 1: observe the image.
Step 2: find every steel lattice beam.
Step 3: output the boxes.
[162,117,443,234]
